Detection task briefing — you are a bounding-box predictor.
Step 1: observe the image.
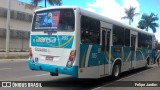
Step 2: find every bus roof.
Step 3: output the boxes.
[34,6,79,12]
[34,6,154,36]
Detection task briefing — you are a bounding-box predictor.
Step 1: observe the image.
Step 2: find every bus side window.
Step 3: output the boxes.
[138,32,142,47]
[81,16,100,44]
[113,25,124,46]
[125,29,130,46]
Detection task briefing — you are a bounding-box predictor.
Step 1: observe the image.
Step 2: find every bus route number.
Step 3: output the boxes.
[62,36,69,41]
[92,53,97,59]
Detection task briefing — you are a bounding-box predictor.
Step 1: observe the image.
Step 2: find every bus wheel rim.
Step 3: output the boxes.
[114,65,119,77]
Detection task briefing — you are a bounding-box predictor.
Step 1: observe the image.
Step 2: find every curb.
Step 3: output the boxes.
[0,59,28,62]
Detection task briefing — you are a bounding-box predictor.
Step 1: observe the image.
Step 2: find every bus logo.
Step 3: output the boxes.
[35,37,56,44]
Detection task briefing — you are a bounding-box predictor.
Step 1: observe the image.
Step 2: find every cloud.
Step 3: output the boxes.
[85,8,96,13]
[122,0,140,12]
[86,0,140,26]
[85,0,160,42]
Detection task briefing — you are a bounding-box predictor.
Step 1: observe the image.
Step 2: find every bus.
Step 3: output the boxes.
[28,6,156,78]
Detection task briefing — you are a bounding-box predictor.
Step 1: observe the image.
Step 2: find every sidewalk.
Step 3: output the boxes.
[0,52,29,61]
[0,52,29,56]
[149,63,159,68]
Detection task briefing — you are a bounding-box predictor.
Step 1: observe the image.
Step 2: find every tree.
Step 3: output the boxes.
[157,43,160,50]
[121,6,139,25]
[138,13,159,33]
[31,0,62,8]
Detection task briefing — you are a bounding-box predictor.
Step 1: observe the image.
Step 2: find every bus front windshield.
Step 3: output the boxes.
[32,9,75,31]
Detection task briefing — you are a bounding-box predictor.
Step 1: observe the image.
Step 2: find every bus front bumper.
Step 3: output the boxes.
[28,60,78,77]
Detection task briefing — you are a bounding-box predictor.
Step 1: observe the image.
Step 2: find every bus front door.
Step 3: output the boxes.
[131,34,137,69]
[101,28,111,76]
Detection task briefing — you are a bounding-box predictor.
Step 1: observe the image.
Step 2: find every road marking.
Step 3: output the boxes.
[1,73,49,81]
[0,68,12,70]
[14,73,49,80]
[92,87,102,90]
[35,73,49,77]
[117,66,156,81]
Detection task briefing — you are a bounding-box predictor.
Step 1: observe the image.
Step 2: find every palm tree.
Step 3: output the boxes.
[121,6,139,25]
[137,13,159,33]
[31,0,62,8]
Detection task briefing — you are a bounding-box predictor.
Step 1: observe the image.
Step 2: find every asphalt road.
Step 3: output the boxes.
[0,60,160,90]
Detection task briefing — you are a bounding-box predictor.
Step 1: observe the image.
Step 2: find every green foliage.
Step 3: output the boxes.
[31,0,62,7]
[121,6,139,25]
[157,43,160,50]
[137,13,159,33]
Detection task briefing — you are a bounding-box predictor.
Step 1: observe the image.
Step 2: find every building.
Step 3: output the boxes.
[0,0,40,51]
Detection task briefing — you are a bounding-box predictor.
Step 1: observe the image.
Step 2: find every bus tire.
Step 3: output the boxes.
[50,72,58,76]
[112,62,121,79]
[144,61,148,69]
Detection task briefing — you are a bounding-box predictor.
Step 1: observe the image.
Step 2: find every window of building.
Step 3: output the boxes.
[81,16,100,44]
[0,8,4,17]
[10,10,15,19]
[23,32,30,39]
[25,13,33,22]
[3,8,7,17]
[28,15,33,22]
[0,29,6,37]
[17,12,25,20]
[113,25,124,46]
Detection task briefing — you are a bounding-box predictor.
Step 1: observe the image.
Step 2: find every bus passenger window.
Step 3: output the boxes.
[81,16,100,44]
[125,29,130,46]
[113,25,124,46]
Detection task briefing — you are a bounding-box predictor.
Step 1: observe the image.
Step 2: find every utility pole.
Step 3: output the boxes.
[5,0,11,57]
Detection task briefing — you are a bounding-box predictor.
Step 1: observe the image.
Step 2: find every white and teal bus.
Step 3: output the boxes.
[28,6,156,78]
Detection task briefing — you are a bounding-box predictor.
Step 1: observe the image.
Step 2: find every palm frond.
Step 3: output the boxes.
[121,16,129,19]
[137,20,146,29]
[122,6,139,25]
[31,0,42,6]
[150,23,159,27]
[149,25,156,33]
[48,0,62,6]
[138,13,159,33]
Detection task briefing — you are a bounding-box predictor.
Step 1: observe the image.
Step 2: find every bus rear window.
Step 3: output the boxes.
[32,9,75,31]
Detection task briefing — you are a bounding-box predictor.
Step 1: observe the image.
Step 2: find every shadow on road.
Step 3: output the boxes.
[41,67,152,89]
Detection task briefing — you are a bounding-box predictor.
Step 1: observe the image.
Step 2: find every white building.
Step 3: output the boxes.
[0,0,40,51]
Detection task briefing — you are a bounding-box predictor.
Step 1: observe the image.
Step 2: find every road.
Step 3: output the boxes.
[0,60,160,90]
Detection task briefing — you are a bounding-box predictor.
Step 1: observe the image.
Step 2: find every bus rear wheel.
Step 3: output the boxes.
[112,63,121,79]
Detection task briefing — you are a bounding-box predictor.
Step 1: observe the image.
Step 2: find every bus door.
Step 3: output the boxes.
[131,31,137,69]
[101,28,111,75]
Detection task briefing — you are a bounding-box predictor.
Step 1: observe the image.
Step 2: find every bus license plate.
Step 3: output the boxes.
[45,56,53,61]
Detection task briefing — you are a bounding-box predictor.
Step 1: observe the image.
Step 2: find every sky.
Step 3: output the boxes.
[20,0,160,42]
